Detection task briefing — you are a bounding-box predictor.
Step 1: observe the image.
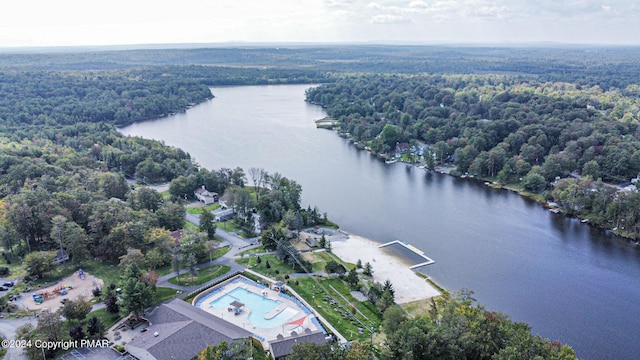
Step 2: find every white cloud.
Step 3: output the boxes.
[0,0,639,46]
[369,14,406,24]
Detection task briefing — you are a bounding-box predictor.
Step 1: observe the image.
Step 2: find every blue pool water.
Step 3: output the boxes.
[209,287,298,328]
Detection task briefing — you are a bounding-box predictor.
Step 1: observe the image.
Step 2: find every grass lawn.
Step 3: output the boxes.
[0,253,25,279]
[301,251,334,272]
[210,245,231,260]
[187,203,221,214]
[289,276,382,342]
[236,255,297,281]
[237,246,267,256]
[27,259,121,289]
[167,265,231,286]
[88,307,123,331]
[216,220,241,232]
[155,286,181,303]
[183,221,199,231]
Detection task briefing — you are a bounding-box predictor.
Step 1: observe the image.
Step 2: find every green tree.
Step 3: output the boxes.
[345,268,359,288]
[128,187,163,212]
[363,262,373,276]
[62,221,89,266]
[197,341,231,360]
[380,124,400,149]
[121,263,153,321]
[119,248,146,271]
[24,251,56,279]
[157,201,185,231]
[61,296,93,325]
[199,210,216,239]
[522,172,546,192]
[87,316,105,338]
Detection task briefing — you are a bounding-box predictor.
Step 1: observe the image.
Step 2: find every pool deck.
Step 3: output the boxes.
[194,276,323,346]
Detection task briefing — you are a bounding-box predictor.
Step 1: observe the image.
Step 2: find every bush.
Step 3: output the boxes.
[0,267,9,276]
[92,287,102,298]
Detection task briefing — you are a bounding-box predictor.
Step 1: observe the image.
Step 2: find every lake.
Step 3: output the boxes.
[120,84,640,359]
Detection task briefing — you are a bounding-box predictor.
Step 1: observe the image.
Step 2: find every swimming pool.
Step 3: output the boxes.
[209,287,298,328]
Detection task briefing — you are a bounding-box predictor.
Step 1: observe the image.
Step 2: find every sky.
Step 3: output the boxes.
[1,0,639,48]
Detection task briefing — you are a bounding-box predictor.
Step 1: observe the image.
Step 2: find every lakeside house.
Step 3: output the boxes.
[194,185,218,205]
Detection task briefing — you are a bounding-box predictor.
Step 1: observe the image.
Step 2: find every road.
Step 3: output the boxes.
[155,212,261,293]
[0,317,35,360]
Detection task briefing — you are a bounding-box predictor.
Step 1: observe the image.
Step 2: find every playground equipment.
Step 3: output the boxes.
[48,284,73,297]
[33,293,44,304]
[79,268,85,280]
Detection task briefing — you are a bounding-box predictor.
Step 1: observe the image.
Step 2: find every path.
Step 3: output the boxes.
[155,217,261,293]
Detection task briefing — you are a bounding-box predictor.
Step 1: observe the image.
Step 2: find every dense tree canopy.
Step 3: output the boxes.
[306,73,640,239]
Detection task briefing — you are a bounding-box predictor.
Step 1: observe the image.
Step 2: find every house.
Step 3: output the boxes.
[268,329,327,359]
[213,208,235,222]
[126,298,252,360]
[305,236,318,248]
[194,185,218,205]
[395,142,410,157]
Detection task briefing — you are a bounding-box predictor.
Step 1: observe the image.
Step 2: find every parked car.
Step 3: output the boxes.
[2,281,14,287]
[0,286,7,291]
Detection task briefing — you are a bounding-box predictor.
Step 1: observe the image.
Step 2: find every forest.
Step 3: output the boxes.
[3,45,638,358]
[305,72,640,240]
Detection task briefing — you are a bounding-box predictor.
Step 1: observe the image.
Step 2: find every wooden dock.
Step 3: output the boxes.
[378,240,435,269]
[315,118,338,129]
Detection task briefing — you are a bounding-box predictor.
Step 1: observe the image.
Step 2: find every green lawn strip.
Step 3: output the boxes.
[0,254,25,279]
[183,221,199,231]
[25,259,121,291]
[236,255,297,281]
[237,246,267,256]
[210,245,231,260]
[87,307,123,332]
[154,263,174,277]
[167,265,231,286]
[216,220,241,232]
[290,277,379,342]
[300,251,331,272]
[154,286,181,303]
[321,278,382,324]
[187,203,221,214]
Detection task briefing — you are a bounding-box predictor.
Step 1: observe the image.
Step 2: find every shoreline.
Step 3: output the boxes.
[328,230,441,304]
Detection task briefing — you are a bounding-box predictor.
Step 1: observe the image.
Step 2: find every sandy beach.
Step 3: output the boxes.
[329,232,441,304]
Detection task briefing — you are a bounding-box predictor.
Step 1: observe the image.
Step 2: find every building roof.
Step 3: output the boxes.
[127,299,252,360]
[269,329,327,359]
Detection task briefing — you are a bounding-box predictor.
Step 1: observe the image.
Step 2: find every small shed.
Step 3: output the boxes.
[52,249,69,265]
[272,281,286,292]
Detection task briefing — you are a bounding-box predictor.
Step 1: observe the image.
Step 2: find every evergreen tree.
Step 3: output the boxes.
[199,210,216,239]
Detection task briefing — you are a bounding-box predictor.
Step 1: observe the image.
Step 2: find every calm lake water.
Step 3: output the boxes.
[120,84,640,359]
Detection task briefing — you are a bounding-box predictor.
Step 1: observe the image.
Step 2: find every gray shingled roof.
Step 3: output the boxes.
[269,329,327,359]
[127,299,252,360]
